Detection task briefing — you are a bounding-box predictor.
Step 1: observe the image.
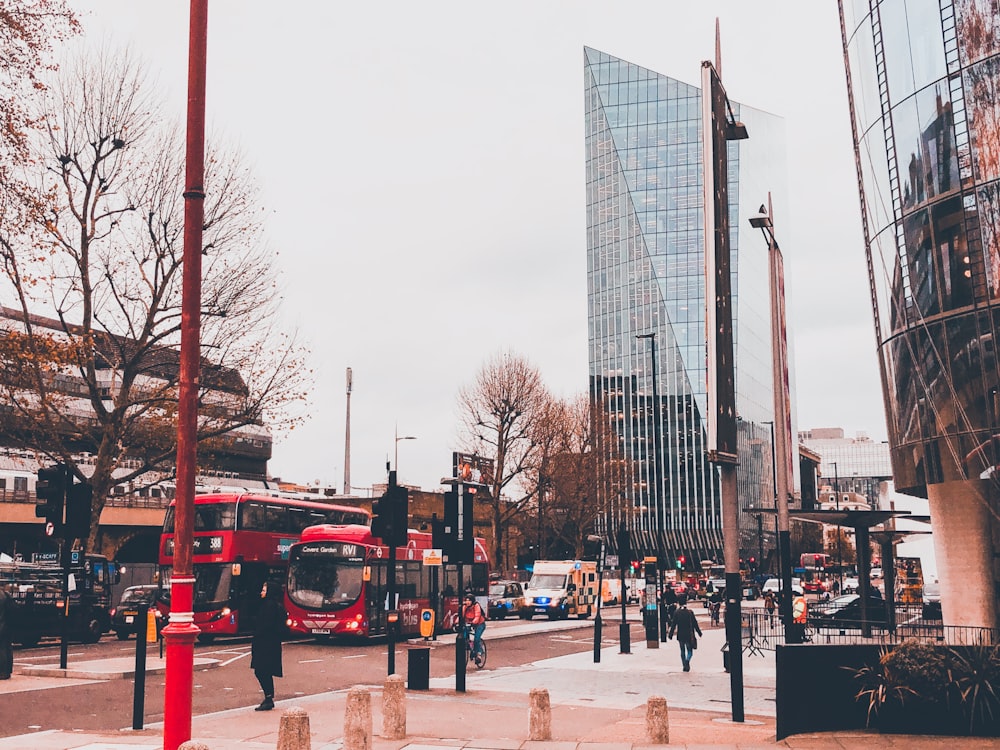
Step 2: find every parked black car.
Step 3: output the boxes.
[808,593,887,629]
[111,585,164,640]
[488,580,526,620]
[921,582,942,620]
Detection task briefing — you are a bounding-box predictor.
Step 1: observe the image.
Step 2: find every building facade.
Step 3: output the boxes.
[584,47,794,568]
[839,0,1000,626]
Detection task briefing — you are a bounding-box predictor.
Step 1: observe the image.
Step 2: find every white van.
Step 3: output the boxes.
[521,560,598,620]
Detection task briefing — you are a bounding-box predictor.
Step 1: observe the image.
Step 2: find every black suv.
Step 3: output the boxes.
[111,585,164,640]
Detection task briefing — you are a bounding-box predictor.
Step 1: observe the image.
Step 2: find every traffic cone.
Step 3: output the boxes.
[146,609,158,643]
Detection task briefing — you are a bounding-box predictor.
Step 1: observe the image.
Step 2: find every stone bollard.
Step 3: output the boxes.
[278,706,311,750]
[344,685,372,750]
[178,743,209,750]
[382,674,406,740]
[646,695,669,744]
[528,687,552,741]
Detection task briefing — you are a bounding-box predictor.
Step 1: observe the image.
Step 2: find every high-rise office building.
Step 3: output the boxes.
[584,47,792,568]
[839,0,1000,627]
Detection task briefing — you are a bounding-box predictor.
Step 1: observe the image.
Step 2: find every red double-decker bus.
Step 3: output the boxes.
[285,524,490,639]
[158,492,369,642]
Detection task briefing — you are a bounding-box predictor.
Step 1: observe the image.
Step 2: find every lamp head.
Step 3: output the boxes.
[749,204,772,229]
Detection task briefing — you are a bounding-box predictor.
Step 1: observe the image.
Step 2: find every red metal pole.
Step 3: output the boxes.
[162,2,207,749]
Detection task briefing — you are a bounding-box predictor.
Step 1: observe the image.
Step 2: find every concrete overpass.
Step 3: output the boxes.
[0,495,165,562]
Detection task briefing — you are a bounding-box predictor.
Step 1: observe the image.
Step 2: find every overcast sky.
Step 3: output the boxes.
[65,1,885,494]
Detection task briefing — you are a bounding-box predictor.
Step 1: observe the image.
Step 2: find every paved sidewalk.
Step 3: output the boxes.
[0,613,997,749]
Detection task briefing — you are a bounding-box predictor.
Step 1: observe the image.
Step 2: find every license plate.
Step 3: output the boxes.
[125,616,134,624]
[534,607,546,614]
[311,628,331,635]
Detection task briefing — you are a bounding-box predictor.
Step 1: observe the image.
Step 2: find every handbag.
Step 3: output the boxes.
[690,636,698,649]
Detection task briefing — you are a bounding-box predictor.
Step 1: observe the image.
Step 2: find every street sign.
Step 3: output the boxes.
[643,556,657,564]
[422,549,443,566]
[605,554,619,568]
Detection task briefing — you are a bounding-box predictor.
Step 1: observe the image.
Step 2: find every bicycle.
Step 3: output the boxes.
[461,624,488,668]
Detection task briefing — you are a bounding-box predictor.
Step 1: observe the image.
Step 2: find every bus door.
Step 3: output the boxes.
[366,560,387,635]
[232,561,270,634]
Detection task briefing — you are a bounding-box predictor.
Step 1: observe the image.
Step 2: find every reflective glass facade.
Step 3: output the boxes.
[840,0,1000,627]
[840,1,1000,494]
[584,48,792,565]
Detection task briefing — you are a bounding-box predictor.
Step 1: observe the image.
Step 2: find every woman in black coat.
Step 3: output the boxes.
[250,581,286,711]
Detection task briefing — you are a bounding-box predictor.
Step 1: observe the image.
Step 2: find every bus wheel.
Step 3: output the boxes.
[197,634,216,644]
[116,631,130,641]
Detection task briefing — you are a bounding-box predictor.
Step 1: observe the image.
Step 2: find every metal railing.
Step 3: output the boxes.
[740,608,999,651]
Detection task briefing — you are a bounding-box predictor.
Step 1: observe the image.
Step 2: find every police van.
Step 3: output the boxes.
[520,560,598,620]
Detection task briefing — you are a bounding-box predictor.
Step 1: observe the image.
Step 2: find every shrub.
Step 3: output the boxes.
[948,644,1000,734]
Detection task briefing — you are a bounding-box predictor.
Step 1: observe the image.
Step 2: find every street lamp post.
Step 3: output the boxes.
[394,425,417,476]
[588,534,605,663]
[832,460,844,592]
[749,196,796,643]
[636,332,660,645]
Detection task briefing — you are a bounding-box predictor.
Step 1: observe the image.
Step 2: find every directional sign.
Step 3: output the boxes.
[605,554,619,569]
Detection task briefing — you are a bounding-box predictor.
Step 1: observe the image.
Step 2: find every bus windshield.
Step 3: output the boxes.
[287,553,364,610]
[162,504,237,533]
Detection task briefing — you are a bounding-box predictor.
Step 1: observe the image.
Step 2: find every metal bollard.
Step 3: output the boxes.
[528,687,552,741]
[646,695,669,744]
[343,686,372,750]
[278,706,311,750]
[381,674,406,740]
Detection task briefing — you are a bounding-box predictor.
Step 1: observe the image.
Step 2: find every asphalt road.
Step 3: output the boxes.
[2,615,634,738]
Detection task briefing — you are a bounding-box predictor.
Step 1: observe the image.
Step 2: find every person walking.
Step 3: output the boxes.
[250,581,286,711]
[0,583,12,680]
[667,595,702,672]
[763,591,776,622]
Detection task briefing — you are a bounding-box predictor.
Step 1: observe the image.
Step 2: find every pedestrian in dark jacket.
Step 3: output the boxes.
[251,582,286,711]
[667,595,702,672]
[0,584,12,679]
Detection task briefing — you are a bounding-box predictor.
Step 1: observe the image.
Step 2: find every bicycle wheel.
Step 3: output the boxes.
[473,641,487,669]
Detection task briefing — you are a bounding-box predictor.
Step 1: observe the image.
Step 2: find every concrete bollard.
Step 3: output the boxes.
[528,687,552,741]
[178,743,209,750]
[646,695,669,744]
[344,685,372,750]
[382,674,406,740]
[278,706,311,750]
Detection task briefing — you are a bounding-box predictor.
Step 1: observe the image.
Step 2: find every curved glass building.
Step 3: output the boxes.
[584,48,793,568]
[840,0,1000,627]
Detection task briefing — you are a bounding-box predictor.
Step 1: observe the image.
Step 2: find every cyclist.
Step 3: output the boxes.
[462,592,486,663]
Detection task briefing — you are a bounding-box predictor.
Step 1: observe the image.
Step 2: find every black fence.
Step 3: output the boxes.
[742,608,999,651]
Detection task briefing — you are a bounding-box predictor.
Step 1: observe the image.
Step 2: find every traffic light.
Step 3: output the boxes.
[35,464,67,533]
[616,524,631,571]
[65,482,93,539]
[386,480,408,548]
[371,471,408,548]
[676,554,686,570]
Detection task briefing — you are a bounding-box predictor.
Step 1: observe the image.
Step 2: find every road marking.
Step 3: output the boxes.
[219,652,251,667]
[342,654,366,659]
[298,659,325,663]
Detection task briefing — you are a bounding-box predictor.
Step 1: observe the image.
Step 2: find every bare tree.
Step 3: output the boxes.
[0,46,310,552]
[457,350,547,566]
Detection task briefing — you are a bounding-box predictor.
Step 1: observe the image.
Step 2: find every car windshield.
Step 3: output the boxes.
[824,594,860,612]
[490,584,505,596]
[924,583,940,598]
[120,588,156,604]
[529,574,566,590]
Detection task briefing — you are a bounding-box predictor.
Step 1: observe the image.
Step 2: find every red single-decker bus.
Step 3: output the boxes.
[158,492,370,641]
[285,524,489,639]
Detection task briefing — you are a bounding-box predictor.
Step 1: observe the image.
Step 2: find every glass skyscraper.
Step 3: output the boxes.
[584,48,792,567]
[840,0,1000,627]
